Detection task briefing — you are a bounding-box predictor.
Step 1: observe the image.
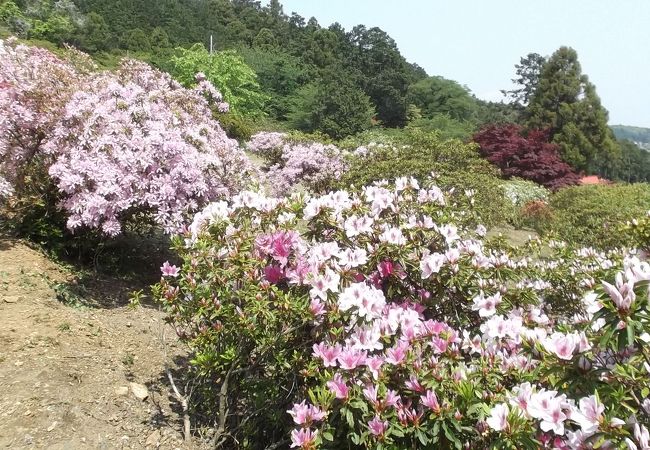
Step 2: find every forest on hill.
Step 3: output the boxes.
[0,0,648,182]
[611,125,650,150]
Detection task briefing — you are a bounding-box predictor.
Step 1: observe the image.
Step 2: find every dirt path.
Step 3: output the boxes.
[0,240,203,449]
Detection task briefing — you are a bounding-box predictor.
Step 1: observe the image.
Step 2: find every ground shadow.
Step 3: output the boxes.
[51,231,177,310]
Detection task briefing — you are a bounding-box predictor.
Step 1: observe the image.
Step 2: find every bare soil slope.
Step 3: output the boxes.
[0,239,202,449]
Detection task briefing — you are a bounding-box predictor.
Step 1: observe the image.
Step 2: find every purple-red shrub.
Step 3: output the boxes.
[473,124,581,190]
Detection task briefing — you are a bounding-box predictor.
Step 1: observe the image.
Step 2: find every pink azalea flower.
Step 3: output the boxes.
[337,347,367,370]
[309,298,326,317]
[377,260,394,278]
[312,343,341,367]
[368,415,388,437]
[384,340,410,365]
[420,252,445,279]
[287,401,326,426]
[366,356,384,380]
[572,395,603,434]
[290,428,318,449]
[326,373,349,400]
[363,384,379,405]
[543,332,578,360]
[264,265,284,284]
[421,390,441,413]
[385,389,401,408]
[405,375,424,393]
[160,261,180,277]
[486,403,509,431]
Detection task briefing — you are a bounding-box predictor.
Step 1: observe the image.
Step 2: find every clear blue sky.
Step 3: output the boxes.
[275,0,649,127]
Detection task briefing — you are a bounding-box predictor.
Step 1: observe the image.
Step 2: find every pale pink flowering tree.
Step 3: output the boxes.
[45,60,253,235]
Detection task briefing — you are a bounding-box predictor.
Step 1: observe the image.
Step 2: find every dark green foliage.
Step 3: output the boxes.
[615,140,650,183]
[526,47,621,177]
[238,47,307,120]
[502,52,546,112]
[407,76,478,122]
[545,183,650,249]
[287,75,375,139]
[79,12,111,52]
[8,0,425,131]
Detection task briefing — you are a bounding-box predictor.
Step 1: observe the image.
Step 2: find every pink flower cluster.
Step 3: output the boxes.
[245,132,348,196]
[1,39,253,236]
[186,175,650,448]
[0,38,82,192]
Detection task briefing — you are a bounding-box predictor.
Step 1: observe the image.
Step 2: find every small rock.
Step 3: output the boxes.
[145,430,161,447]
[4,296,19,303]
[115,386,129,397]
[47,421,58,432]
[129,382,149,401]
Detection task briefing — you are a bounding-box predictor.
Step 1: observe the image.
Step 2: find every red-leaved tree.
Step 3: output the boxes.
[473,124,581,190]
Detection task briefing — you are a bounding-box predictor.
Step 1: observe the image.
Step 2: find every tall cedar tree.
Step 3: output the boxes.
[473,124,581,190]
[526,47,620,177]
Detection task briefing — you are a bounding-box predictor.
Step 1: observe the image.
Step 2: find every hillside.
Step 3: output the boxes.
[611,125,650,150]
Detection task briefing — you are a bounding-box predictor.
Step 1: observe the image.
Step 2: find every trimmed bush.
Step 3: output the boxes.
[546,183,650,248]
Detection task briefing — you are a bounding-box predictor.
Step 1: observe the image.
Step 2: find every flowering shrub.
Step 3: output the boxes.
[246,131,347,196]
[0,38,81,200]
[156,175,650,449]
[45,61,253,235]
[0,38,91,242]
[1,39,254,239]
[336,130,515,227]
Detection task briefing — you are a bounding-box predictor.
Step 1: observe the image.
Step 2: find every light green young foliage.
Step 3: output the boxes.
[171,44,268,117]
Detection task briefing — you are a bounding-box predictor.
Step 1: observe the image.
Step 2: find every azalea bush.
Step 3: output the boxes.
[155,175,650,449]
[501,180,550,229]
[0,38,85,242]
[502,179,550,208]
[0,38,254,244]
[246,131,347,196]
[546,183,650,249]
[336,130,515,227]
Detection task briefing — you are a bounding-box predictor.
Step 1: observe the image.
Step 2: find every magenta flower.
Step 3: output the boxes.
[160,261,180,277]
[264,265,284,284]
[377,260,394,278]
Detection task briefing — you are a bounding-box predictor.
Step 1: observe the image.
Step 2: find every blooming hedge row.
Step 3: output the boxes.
[156,176,650,449]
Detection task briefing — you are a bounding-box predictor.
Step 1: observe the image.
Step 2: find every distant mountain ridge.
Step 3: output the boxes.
[611,125,650,150]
